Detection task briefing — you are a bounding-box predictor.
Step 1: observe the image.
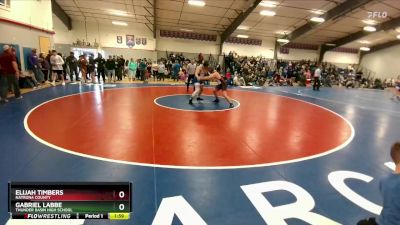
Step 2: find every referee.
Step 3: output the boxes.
[186,59,197,91]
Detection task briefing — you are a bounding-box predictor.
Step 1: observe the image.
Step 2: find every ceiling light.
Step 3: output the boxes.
[108,9,129,17]
[260,10,276,16]
[180,28,193,32]
[363,26,376,32]
[310,9,325,15]
[395,27,400,32]
[112,21,128,26]
[277,38,290,43]
[260,1,278,8]
[358,40,371,44]
[325,43,336,46]
[275,30,290,35]
[237,34,249,38]
[310,17,325,23]
[188,0,205,7]
[360,47,370,51]
[397,34,400,39]
[237,26,249,30]
[362,19,377,25]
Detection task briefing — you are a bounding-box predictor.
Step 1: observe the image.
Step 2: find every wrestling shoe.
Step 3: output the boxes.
[189,99,193,105]
[197,97,203,101]
[213,99,219,103]
[229,103,234,108]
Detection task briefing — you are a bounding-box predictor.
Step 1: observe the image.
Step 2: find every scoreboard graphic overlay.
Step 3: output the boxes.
[9,182,131,220]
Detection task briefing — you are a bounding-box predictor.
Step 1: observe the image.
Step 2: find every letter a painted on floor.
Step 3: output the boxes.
[152,196,207,225]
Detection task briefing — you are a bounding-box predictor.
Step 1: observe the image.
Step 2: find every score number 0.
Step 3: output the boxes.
[118,191,126,211]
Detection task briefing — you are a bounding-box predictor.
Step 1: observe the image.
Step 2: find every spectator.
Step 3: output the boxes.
[113,55,118,80]
[179,68,186,82]
[79,54,88,84]
[116,55,125,81]
[88,55,96,83]
[304,68,311,86]
[105,55,116,83]
[39,53,50,83]
[139,59,147,82]
[357,142,400,225]
[158,61,165,81]
[127,58,137,82]
[95,53,106,83]
[198,53,204,64]
[60,53,68,80]
[0,45,21,103]
[226,68,232,86]
[172,60,181,82]
[146,61,152,80]
[152,61,158,81]
[27,48,44,84]
[135,59,141,80]
[178,53,184,63]
[13,48,39,89]
[166,59,172,75]
[124,58,129,78]
[390,79,400,101]
[50,50,65,86]
[66,52,79,82]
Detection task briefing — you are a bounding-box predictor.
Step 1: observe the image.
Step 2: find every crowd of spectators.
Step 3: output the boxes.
[1,48,212,102]
[156,52,208,82]
[2,45,400,104]
[223,51,399,90]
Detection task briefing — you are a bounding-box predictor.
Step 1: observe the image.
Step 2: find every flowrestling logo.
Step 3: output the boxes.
[367,11,388,19]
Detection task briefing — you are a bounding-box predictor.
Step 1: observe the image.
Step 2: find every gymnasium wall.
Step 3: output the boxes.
[54,43,73,55]
[157,36,277,59]
[0,0,53,30]
[324,51,359,68]
[102,47,157,61]
[359,44,400,79]
[0,0,54,71]
[222,41,275,58]
[156,36,220,55]
[53,18,155,50]
[0,22,53,52]
[277,49,318,61]
[52,14,75,45]
[276,48,358,67]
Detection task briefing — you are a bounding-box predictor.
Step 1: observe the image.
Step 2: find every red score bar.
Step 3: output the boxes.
[9,182,132,202]
[23,189,130,201]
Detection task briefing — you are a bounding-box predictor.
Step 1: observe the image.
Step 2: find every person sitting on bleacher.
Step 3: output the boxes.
[357,142,400,225]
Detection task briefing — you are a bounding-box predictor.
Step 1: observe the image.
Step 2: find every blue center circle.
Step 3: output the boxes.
[154,94,240,112]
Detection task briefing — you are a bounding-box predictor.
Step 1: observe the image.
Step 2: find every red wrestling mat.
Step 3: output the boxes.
[25,86,353,168]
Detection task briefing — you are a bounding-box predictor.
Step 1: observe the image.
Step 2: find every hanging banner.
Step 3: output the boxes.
[141,38,147,46]
[117,36,122,44]
[126,35,135,48]
[136,38,141,45]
